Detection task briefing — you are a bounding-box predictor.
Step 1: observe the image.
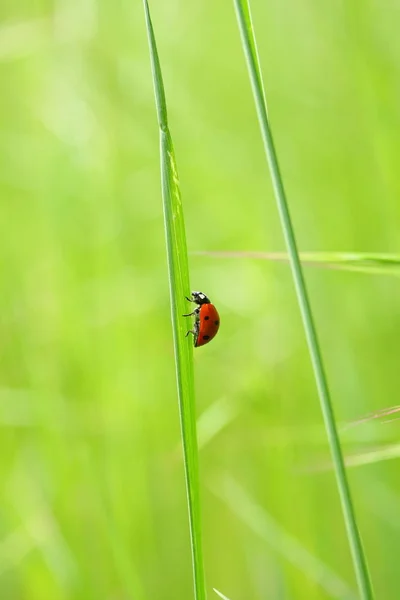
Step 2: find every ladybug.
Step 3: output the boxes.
[183,291,220,347]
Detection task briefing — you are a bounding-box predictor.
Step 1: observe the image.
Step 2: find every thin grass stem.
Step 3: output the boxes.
[233,1,374,597]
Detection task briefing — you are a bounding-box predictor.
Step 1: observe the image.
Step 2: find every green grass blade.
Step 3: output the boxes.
[192,250,400,276]
[213,475,358,600]
[232,1,374,598]
[213,589,232,600]
[143,2,206,599]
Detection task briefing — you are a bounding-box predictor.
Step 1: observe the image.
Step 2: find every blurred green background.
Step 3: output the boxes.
[1,1,400,598]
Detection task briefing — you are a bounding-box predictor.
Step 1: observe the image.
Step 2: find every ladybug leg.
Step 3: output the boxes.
[182,307,200,318]
[183,296,196,315]
[185,319,199,345]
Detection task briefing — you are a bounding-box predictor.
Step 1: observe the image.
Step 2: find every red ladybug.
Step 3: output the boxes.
[183,291,220,347]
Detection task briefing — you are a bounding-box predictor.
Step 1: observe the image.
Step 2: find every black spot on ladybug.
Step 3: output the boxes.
[203,335,210,340]
[214,320,219,325]
[204,316,210,320]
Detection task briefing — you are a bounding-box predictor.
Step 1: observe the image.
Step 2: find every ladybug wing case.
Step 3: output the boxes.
[195,304,220,347]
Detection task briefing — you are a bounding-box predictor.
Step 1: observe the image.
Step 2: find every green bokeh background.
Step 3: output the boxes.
[1,1,400,598]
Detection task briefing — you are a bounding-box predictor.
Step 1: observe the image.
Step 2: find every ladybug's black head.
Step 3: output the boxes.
[190,291,211,305]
